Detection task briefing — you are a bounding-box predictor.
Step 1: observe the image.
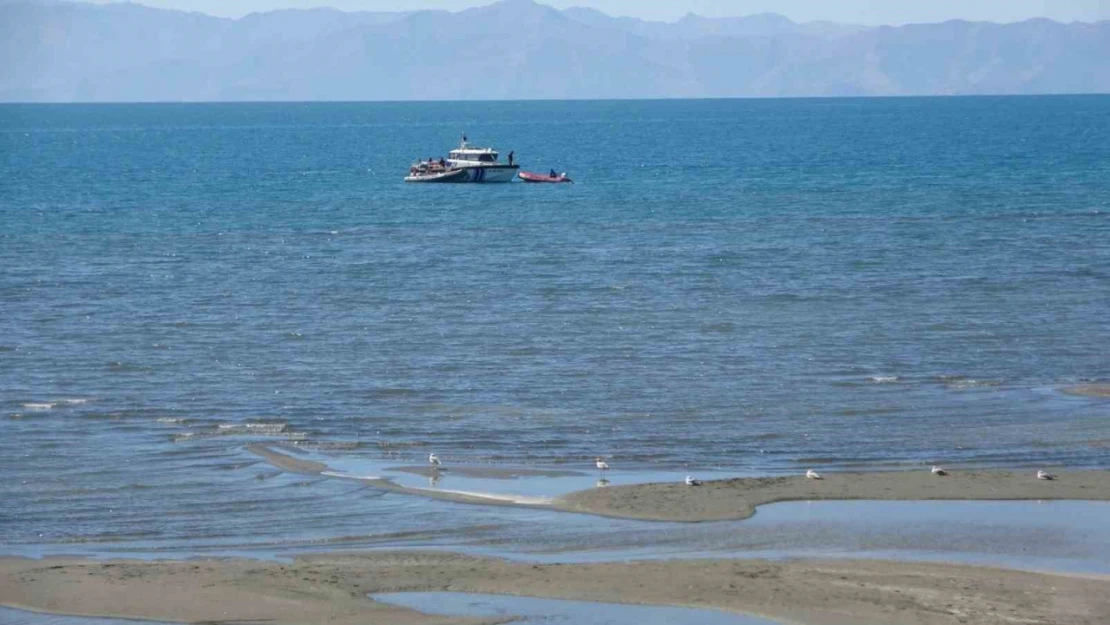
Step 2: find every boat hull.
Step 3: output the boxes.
[456,165,519,183]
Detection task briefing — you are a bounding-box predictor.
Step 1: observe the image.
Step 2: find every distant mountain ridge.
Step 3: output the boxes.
[2,0,1108,101]
[560,7,867,39]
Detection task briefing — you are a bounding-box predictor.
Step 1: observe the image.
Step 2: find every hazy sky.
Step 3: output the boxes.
[93,0,1110,24]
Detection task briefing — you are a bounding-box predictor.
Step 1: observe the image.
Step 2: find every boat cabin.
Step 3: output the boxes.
[448,147,500,164]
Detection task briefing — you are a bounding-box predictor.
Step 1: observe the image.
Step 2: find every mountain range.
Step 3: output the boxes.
[2,0,1108,101]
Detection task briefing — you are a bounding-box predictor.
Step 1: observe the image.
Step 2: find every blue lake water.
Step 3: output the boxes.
[1,97,1109,556]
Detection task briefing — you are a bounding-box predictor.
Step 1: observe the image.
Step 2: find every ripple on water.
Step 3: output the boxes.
[172,421,309,443]
[106,361,154,372]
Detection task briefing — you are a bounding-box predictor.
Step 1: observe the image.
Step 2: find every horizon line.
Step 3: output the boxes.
[4,93,1110,106]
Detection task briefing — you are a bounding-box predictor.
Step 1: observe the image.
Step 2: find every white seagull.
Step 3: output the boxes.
[428,453,441,468]
[806,469,822,480]
[1037,470,1056,481]
[931,466,947,476]
[685,476,702,486]
[596,456,610,471]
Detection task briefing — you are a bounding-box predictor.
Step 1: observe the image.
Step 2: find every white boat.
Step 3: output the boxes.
[404,167,468,183]
[444,135,519,183]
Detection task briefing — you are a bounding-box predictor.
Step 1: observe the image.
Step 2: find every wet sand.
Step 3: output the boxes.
[3,553,1107,625]
[558,470,1110,522]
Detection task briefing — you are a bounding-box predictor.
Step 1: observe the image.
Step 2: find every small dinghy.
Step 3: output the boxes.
[405,167,469,183]
[519,170,572,183]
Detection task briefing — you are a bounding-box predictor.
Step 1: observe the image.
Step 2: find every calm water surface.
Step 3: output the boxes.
[372,592,781,625]
[1,97,1109,554]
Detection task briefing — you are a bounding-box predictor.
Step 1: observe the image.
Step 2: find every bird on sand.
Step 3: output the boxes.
[596,456,610,472]
[1037,470,1056,481]
[429,453,441,468]
[931,466,947,476]
[685,476,702,486]
[806,469,822,480]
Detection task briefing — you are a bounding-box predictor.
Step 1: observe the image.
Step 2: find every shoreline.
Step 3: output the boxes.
[249,444,1110,523]
[3,552,1107,625]
[248,444,555,508]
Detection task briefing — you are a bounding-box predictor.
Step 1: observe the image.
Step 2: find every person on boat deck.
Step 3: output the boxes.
[549,169,558,178]
[508,151,514,166]
[439,157,446,167]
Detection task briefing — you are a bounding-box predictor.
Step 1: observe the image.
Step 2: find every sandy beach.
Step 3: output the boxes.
[3,553,1108,625]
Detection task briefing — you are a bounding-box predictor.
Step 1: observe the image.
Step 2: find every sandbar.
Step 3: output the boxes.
[558,470,1110,522]
[2,553,1107,625]
[249,444,1110,523]
[248,445,554,509]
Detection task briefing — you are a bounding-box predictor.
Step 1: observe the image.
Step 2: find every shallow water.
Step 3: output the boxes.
[0,596,778,625]
[514,500,1110,575]
[0,608,170,625]
[8,469,1108,576]
[2,97,1109,558]
[373,592,781,625]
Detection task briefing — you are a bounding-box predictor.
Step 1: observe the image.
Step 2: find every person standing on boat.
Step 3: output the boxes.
[508,151,514,166]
